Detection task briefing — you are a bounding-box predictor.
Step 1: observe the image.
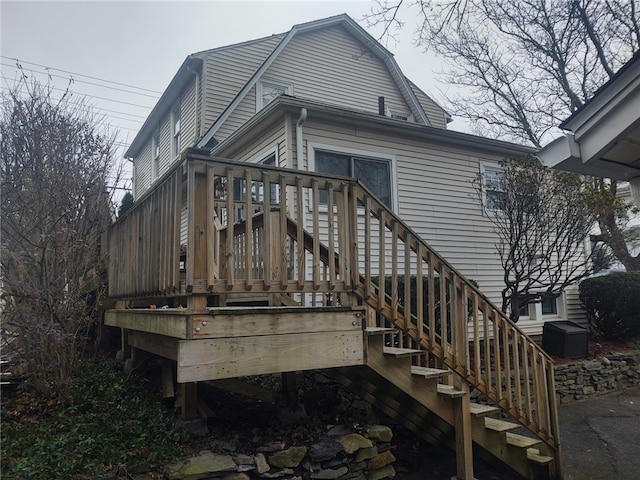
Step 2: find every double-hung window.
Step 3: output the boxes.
[482,165,506,212]
[172,106,181,158]
[315,150,392,208]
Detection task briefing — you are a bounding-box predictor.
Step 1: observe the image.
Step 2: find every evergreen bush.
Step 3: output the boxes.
[579,272,640,340]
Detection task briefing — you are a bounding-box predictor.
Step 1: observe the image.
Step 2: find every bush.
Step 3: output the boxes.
[1,357,182,479]
[579,272,640,340]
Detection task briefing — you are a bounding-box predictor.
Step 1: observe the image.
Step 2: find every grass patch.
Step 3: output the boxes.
[1,357,183,479]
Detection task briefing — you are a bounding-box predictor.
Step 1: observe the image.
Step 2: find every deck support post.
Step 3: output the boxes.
[180,382,198,421]
[453,379,474,480]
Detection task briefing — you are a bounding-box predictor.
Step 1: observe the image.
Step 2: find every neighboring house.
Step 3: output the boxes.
[126,14,586,335]
[538,50,640,208]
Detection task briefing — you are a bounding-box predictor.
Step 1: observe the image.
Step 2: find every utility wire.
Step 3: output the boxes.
[0,56,163,95]
[0,62,160,99]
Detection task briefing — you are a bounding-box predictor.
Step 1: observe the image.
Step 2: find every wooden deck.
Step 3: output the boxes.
[105,151,562,479]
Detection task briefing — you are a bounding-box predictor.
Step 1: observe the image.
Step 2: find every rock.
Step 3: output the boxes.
[165,451,237,480]
[365,425,393,443]
[258,441,286,453]
[355,446,378,463]
[583,360,603,371]
[310,467,349,479]
[260,468,294,478]
[233,454,255,466]
[309,438,343,461]
[255,453,270,474]
[366,465,396,480]
[334,433,373,454]
[327,425,352,436]
[367,451,396,471]
[268,446,308,468]
[223,473,250,480]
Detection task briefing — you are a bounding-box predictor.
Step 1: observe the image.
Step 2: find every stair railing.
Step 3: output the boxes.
[351,185,560,456]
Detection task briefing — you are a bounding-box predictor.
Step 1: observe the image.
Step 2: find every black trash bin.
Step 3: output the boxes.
[542,321,589,359]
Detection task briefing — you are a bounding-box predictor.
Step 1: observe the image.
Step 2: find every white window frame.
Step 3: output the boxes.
[172,105,181,159]
[387,107,413,122]
[308,142,397,212]
[516,292,566,321]
[480,162,505,214]
[257,79,293,110]
[151,131,160,182]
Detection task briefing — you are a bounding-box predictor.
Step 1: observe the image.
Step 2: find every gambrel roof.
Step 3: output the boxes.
[125,14,449,158]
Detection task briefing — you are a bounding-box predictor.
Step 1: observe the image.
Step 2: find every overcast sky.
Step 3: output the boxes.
[0,1,461,187]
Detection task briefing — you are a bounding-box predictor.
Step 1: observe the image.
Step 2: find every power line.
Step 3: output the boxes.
[0,56,163,95]
[0,81,154,110]
[1,62,160,99]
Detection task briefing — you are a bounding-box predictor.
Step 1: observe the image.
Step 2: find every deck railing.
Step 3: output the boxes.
[107,152,559,461]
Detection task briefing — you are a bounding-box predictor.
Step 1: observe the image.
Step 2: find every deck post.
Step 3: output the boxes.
[453,379,474,480]
[180,382,198,420]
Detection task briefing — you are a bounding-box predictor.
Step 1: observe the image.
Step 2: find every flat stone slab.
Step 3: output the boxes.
[165,451,237,480]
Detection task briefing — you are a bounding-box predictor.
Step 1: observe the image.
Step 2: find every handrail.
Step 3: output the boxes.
[350,184,560,456]
[107,153,560,470]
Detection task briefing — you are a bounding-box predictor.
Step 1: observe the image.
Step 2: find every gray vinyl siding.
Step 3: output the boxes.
[134,143,153,199]
[181,80,198,153]
[299,119,587,336]
[409,81,448,129]
[203,35,284,130]
[212,25,423,143]
[264,25,409,118]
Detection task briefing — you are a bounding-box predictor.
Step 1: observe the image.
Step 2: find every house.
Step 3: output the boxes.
[111,14,566,479]
[538,50,640,207]
[126,13,585,335]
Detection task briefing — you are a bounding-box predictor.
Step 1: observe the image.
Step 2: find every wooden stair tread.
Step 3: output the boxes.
[506,432,542,448]
[411,366,451,379]
[469,403,500,417]
[365,327,396,335]
[527,448,554,465]
[383,347,425,357]
[484,417,521,432]
[436,384,466,398]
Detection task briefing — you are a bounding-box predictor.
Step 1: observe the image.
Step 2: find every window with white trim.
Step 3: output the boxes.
[172,106,181,158]
[315,150,392,208]
[387,107,412,121]
[516,293,564,320]
[259,80,292,109]
[151,132,160,181]
[481,164,506,212]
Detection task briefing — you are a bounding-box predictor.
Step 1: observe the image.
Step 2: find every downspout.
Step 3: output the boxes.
[296,108,308,169]
[296,107,308,305]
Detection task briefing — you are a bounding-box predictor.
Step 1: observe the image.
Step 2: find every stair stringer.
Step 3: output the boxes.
[341,332,552,479]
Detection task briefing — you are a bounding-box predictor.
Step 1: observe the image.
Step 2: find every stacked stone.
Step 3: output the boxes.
[166,425,396,480]
[554,353,640,404]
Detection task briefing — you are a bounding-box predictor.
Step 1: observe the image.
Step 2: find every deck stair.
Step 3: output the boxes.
[329,327,556,479]
[105,154,562,480]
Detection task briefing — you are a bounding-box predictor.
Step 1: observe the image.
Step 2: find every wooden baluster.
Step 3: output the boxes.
[416,243,424,348]
[279,174,287,290]
[263,171,272,290]
[364,195,371,301]
[225,167,234,289]
[378,209,386,328]
[327,182,336,291]
[312,180,320,291]
[295,177,304,289]
[245,169,253,290]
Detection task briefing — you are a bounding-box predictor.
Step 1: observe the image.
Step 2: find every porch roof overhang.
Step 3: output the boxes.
[210,95,535,159]
[537,51,640,204]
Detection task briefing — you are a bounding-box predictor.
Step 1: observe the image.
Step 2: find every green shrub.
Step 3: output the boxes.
[1,357,182,479]
[579,272,640,340]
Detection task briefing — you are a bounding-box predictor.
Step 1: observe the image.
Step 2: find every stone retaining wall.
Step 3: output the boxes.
[166,425,396,480]
[554,352,640,404]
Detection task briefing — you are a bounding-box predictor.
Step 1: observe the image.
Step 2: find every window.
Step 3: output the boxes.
[387,108,412,121]
[516,293,563,320]
[482,165,506,211]
[541,296,558,315]
[259,80,291,109]
[172,106,181,158]
[315,150,392,207]
[152,132,160,181]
